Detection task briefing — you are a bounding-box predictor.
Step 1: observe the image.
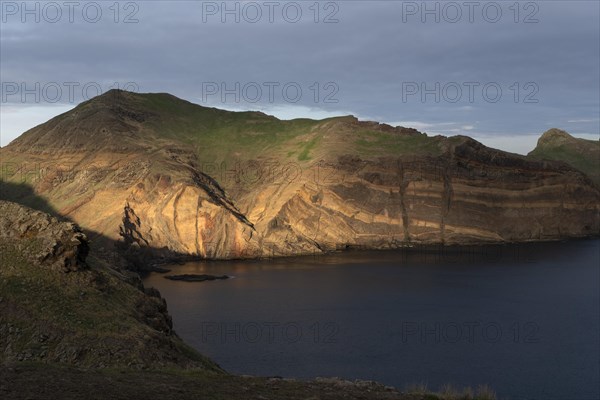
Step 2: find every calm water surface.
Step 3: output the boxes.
[143,240,600,400]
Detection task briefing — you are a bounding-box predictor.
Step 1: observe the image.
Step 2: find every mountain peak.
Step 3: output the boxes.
[541,128,571,137]
[529,128,600,184]
[6,90,157,153]
[82,88,139,108]
[537,128,575,146]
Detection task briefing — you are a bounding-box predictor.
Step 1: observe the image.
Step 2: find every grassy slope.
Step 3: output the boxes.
[126,92,444,164]
[135,93,322,163]
[0,238,215,370]
[528,132,600,184]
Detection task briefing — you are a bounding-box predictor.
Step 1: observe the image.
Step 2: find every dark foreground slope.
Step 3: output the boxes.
[0,200,215,369]
[1,90,598,262]
[0,200,496,400]
[1,364,498,400]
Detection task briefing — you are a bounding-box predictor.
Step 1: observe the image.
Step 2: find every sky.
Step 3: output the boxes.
[1,0,599,154]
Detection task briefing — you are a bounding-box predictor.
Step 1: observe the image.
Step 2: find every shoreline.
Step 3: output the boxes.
[142,235,600,270]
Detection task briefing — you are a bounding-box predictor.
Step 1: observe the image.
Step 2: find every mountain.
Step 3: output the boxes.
[528,128,600,185]
[1,90,598,261]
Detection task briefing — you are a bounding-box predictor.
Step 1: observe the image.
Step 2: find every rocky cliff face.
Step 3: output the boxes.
[1,90,598,261]
[0,201,88,272]
[237,137,599,257]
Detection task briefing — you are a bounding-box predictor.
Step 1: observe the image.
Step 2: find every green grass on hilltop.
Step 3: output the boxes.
[135,93,322,164]
[103,92,445,166]
[529,139,600,184]
[354,130,443,157]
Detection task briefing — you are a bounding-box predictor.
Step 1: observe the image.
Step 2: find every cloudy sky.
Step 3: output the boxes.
[1,0,598,153]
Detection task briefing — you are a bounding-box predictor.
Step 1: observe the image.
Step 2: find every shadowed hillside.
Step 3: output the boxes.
[0,195,219,371]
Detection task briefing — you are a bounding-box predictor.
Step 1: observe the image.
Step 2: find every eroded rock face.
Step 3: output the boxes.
[104,136,600,259]
[239,139,600,257]
[0,201,89,272]
[115,171,260,260]
[0,90,598,262]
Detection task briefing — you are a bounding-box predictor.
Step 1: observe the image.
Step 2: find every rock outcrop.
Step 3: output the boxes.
[0,201,88,272]
[1,90,598,262]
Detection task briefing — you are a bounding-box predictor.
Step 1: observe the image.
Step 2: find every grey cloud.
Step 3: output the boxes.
[1,0,598,151]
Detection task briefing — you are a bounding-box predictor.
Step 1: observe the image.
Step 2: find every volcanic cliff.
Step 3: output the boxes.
[1,90,598,261]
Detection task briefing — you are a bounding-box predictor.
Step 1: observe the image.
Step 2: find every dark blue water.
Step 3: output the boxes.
[143,240,600,400]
